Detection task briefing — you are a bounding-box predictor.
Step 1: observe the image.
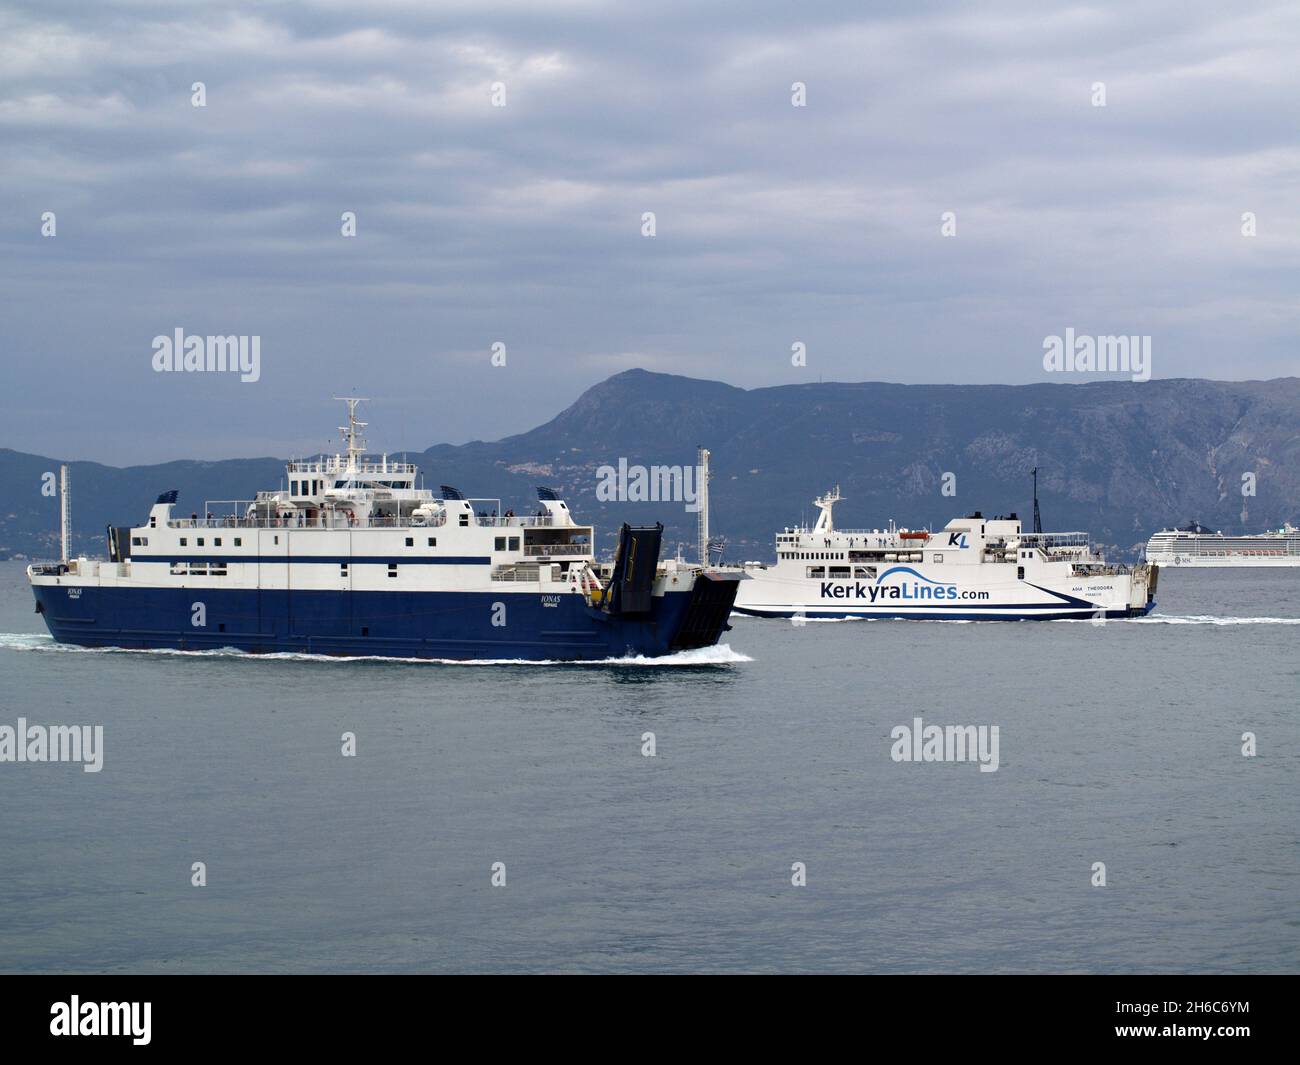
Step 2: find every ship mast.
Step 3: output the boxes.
[334,396,369,471]
[697,446,710,567]
[813,486,841,534]
[60,464,71,562]
[1031,467,1042,534]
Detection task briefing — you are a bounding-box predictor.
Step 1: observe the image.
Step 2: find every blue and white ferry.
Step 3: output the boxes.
[28,400,739,661]
[734,488,1158,621]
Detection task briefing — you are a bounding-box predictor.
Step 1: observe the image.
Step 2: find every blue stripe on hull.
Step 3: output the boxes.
[734,603,1156,621]
[33,586,705,661]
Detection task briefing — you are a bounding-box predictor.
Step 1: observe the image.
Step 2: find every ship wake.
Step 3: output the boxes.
[0,633,752,666]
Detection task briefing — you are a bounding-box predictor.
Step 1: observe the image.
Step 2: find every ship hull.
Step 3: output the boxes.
[1146,554,1300,568]
[734,604,1155,621]
[31,583,733,661]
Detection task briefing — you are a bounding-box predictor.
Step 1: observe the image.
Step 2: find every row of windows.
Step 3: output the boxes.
[170,562,228,576]
[169,536,243,548]
[807,566,878,579]
[403,537,438,547]
[783,552,845,560]
[291,479,325,496]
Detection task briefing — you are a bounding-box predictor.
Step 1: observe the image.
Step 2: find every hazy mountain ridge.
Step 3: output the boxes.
[4,371,1298,562]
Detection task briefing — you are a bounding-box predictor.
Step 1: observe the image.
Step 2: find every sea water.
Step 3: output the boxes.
[0,561,1296,973]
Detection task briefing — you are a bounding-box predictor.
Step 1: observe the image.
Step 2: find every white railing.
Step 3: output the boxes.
[524,544,590,556]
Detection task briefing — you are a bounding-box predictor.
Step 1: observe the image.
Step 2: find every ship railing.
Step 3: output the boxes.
[475,515,558,528]
[523,544,590,556]
[285,459,418,475]
[166,514,453,530]
[1018,532,1091,549]
[1071,563,1131,577]
[491,563,556,582]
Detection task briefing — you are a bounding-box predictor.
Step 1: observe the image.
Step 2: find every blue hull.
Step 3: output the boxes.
[32,584,729,661]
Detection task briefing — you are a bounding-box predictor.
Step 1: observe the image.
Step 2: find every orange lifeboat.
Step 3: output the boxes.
[898,531,930,540]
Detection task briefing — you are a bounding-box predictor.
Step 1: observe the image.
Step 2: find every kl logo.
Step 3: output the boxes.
[947,533,969,548]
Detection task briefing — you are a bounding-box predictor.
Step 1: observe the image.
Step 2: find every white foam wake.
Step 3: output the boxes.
[1126,614,1300,626]
[0,633,752,666]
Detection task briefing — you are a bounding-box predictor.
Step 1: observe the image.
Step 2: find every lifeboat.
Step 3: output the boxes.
[898,530,930,540]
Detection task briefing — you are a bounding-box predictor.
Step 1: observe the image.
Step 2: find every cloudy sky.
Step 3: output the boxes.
[2,0,1297,464]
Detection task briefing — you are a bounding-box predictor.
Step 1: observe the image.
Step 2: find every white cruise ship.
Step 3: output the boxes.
[734,488,1157,620]
[1145,520,1300,567]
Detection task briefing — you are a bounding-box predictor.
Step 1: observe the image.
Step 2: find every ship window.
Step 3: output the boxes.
[340,563,348,576]
[388,564,398,578]
[405,537,414,547]
[854,566,877,579]
[829,566,850,578]
[132,537,142,546]
[807,566,825,578]
[495,537,506,551]
[1017,566,1025,579]
[214,538,222,547]
[933,553,943,563]
[197,538,204,547]
[234,538,242,547]
[180,537,187,546]
[509,537,520,551]
[291,481,298,495]
[459,514,469,527]
[428,537,436,547]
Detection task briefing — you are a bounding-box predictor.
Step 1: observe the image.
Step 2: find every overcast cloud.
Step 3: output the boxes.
[2,0,1297,463]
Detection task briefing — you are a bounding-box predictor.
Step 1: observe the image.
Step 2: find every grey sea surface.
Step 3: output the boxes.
[0,560,1296,974]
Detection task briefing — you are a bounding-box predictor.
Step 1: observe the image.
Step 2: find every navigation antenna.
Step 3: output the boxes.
[334,396,370,469]
[1031,467,1042,534]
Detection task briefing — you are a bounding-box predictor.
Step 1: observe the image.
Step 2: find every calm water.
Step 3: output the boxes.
[0,560,1297,974]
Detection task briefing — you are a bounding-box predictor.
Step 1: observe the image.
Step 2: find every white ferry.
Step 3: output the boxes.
[1145,520,1300,567]
[27,400,739,661]
[733,488,1157,620]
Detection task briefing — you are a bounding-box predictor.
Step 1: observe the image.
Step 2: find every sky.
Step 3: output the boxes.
[1,0,1297,464]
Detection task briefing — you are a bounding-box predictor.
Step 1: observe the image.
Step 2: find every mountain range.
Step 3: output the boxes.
[4,370,1299,562]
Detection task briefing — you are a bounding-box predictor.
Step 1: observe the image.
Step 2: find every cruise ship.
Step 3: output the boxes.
[1145,520,1300,567]
[27,400,739,661]
[733,488,1157,620]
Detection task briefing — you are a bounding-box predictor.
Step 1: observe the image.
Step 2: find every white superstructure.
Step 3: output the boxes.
[734,487,1157,620]
[1145,520,1300,567]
